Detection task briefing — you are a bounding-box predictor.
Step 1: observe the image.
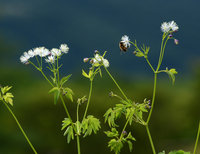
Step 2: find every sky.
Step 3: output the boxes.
[0,0,200,78]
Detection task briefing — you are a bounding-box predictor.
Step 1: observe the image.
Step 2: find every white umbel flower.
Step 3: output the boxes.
[161,22,170,33]
[103,59,109,68]
[60,44,69,53]
[20,52,30,63]
[33,47,50,57]
[168,21,179,31]
[45,55,55,64]
[121,35,130,48]
[27,50,35,58]
[95,54,102,62]
[51,48,62,57]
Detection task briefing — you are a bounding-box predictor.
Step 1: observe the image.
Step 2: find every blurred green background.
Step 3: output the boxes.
[0,0,200,153]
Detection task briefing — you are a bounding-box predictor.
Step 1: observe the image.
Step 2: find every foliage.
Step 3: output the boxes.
[0,86,14,106]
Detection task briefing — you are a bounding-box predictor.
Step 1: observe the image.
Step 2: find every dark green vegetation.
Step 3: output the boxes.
[0,66,200,153]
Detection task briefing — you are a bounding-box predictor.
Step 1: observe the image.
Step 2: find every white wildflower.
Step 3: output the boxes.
[38,47,50,57]
[28,50,35,58]
[60,44,69,53]
[51,48,62,57]
[23,52,31,59]
[95,54,102,62]
[161,22,170,33]
[20,53,30,63]
[45,55,55,64]
[33,47,50,57]
[168,21,179,31]
[103,59,109,68]
[121,35,130,48]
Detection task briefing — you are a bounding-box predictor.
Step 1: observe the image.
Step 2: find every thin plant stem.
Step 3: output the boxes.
[104,67,129,102]
[76,135,81,154]
[59,95,76,132]
[35,56,40,67]
[193,121,200,154]
[145,58,155,73]
[29,61,54,87]
[145,125,156,154]
[83,80,93,120]
[2,100,37,154]
[39,70,54,87]
[56,57,60,86]
[146,73,157,124]
[119,114,132,140]
[156,34,165,71]
[76,103,81,154]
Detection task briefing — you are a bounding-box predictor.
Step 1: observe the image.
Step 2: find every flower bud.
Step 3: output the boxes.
[109,91,114,97]
[133,51,137,55]
[94,50,99,54]
[169,34,173,38]
[122,131,127,135]
[83,58,89,63]
[90,59,94,64]
[174,39,179,45]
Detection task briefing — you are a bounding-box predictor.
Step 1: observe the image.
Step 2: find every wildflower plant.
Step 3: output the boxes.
[0,86,37,153]
[20,44,101,154]
[82,21,200,154]
[113,21,199,154]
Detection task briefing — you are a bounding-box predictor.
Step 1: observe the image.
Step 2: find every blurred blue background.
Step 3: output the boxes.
[0,0,200,153]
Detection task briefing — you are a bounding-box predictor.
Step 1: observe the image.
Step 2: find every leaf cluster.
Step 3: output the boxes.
[49,74,74,104]
[105,128,136,154]
[132,40,150,58]
[104,98,149,127]
[0,86,14,106]
[61,115,101,143]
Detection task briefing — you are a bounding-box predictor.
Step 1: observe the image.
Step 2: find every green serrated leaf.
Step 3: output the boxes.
[1,86,12,94]
[104,128,119,138]
[48,87,60,94]
[135,51,145,57]
[54,89,60,105]
[60,74,72,86]
[126,132,136,141]
[127,140,133,152]
[63,87,74,102]
[82,69,89,78]
[108,139,123,154]
[61,118,71,130]
[166,68,178,85]
[81,115,101,138]
[64,126,74,143]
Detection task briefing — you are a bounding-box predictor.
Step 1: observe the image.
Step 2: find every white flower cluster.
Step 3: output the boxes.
[92,54,109,68]
[121,35,131,48]
[161,21,179,33]
[20,44,69,64]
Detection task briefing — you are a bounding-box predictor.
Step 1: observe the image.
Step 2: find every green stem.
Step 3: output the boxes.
[56,56,60,86]
[145,58,155,73]
[145,125,156,154]
[2,101,37,154]
[76,103,81,154]
[119,114,132,140]
[39,70,54,87]
[193,121,200,154]
[83,80,93,120]
[104,67,129,102]
[156,34,165,71]
[76,135,81,154]
[59,95,76,132]
[146,73,157,124]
